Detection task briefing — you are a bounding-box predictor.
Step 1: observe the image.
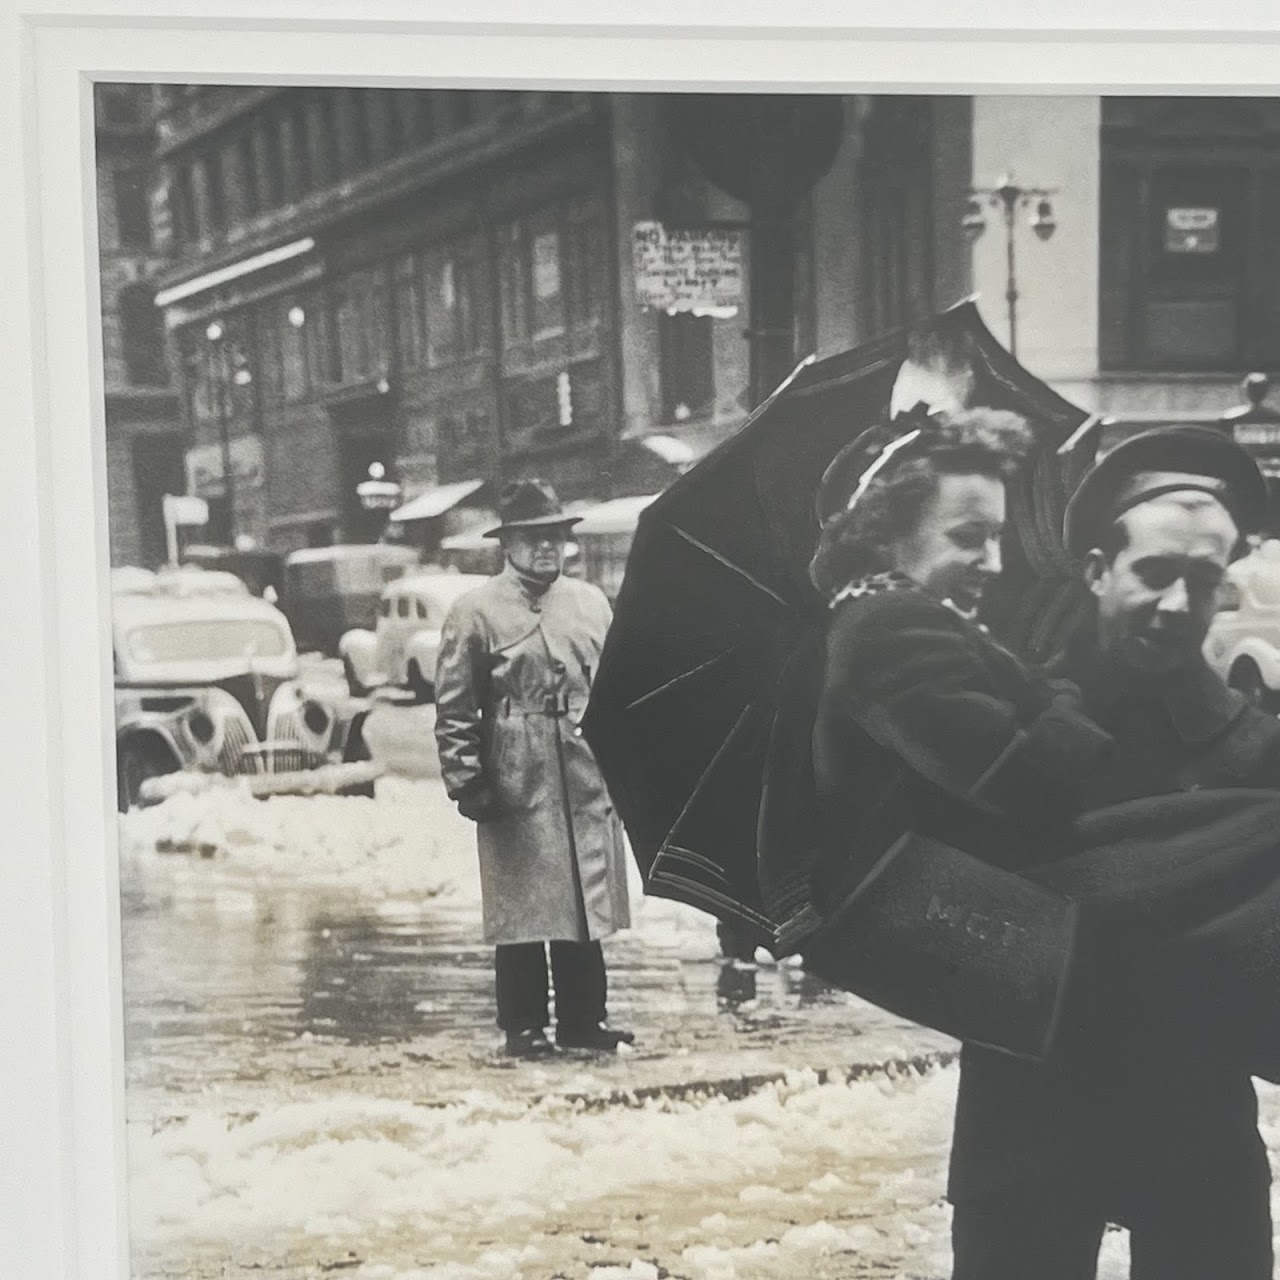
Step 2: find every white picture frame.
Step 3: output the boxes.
[8,3,1280,1274]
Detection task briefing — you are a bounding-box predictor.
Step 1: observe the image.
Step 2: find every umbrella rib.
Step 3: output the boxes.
[660,703,755,852]
[667,525,790,608]
[625,645,743,711]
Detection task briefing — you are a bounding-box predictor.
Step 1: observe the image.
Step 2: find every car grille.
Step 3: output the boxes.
[219,712,259,776]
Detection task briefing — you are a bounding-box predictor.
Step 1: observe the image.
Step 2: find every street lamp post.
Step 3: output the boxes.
[963,174,1057,360]
[205,318,253,546]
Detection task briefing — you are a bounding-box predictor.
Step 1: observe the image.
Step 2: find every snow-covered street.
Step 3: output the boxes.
[117,766,1280,1279]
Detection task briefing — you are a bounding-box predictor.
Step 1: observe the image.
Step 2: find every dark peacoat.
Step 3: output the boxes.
[434,565,631,946]
[949,641,1280,1208]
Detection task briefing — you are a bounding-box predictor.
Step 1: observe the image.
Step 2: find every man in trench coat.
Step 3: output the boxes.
[947,427,1280,1280]
[434,479,633,1059]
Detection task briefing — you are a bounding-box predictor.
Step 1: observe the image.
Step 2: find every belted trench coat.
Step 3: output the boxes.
[434,565,631,945]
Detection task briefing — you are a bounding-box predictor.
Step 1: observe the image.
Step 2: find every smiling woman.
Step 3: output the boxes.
[808,406,1034,615]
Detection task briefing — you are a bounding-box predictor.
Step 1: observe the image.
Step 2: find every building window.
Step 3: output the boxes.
[530,217,565,339]
[427,241,482,364]
[659,313,715,423]
[236,133,260,217]
[347,89,373,173]
[857,97,935,336]
[316,93,340,184]
[566,198,605,329]
[205,150,227,234]
[257,303,284,406]
[1100,98,1280,371]
[504,358,605,439]
[119,285,167,387]
[394,253,426,370]
[113,166,152,249]
[499,222,530,346]
[178,328,212,422]
[280,299,309,401]
[305,291,334,387]
[262,117,287,208]
[172,164,197,244]
[290,100,314,196]
[334,276,370,383]
[330,268,389,384]
[499,211,567,344]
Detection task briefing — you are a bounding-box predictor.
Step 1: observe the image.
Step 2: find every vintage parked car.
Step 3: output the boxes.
[113,572,378,810]
[1205,539,1280,710]
[281,543,421,656]
[338,571,489,700]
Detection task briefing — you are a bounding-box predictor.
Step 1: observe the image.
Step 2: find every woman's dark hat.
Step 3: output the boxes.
[1063,425,1268,558]
[484,479,582,538]
[815,405,933,526]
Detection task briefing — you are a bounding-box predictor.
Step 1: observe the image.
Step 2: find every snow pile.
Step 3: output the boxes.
[129,1064,957,1256]
[118,774,719,958]
[118,777,475,902]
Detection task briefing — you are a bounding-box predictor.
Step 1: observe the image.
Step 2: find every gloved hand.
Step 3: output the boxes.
[454,778,502,824]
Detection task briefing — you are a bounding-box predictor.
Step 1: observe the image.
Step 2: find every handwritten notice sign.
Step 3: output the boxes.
[633,221,744,315]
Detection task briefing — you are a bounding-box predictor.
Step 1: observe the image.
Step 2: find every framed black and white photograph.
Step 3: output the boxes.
[13,6,1280,1279]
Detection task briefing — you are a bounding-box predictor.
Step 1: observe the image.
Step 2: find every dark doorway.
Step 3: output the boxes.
[331,395,397,543]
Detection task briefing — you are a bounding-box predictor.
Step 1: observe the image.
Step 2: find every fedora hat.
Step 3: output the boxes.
[484,479,582,538]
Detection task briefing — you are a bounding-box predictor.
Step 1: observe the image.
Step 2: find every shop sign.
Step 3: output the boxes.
[1165,207,1220,255]
[185,435,265,499]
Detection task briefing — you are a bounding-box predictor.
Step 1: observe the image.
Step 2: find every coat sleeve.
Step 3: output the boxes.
[827,592,1112,819]
[433,597,491,803]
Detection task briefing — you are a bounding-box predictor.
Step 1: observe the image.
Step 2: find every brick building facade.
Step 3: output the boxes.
[96,83,181,568]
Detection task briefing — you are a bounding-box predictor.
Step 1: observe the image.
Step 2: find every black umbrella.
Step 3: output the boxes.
[581,302,1093,950]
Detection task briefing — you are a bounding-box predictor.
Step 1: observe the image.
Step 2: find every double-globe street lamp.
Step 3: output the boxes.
[203,306,307,547]
[963,174,1057,360]
[203,317,255,545]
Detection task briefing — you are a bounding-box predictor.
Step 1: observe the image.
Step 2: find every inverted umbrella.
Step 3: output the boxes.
[581,302,1091,951]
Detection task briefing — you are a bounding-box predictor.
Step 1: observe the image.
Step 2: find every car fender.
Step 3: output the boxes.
[339,628,382,686]
[1223,636,1280,691]
[116,717,185,769]
[405,627,444,680]
[266,681,370,765]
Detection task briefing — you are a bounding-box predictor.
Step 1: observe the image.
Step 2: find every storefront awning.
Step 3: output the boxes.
[573,494,660,536]
[389,479,485,524]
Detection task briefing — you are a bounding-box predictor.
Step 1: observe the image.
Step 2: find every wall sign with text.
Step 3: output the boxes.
[632,221,744,316]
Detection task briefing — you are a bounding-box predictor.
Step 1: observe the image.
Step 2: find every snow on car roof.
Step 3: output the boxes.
[285,544,420,565]
[112,588,291,630]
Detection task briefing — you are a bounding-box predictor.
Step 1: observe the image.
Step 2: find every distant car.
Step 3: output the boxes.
[1205,539,1280,710]
[338,571,489,700]
[282,544,421,656]
[113,576,378,810]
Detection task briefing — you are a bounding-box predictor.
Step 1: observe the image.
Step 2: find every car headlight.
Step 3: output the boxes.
[297,697,334,753]
[265,684,336,767]
[179,690,256,771]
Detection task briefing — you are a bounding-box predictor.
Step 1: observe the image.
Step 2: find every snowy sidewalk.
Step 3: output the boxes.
[119,776,1280,1280]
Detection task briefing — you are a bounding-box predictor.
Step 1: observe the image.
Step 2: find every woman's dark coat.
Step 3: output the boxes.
[777,575,1280,1077]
